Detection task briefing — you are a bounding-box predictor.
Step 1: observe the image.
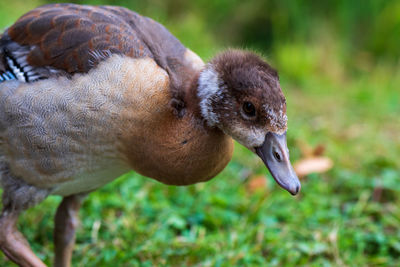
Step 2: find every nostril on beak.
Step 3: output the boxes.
[273,150,282,162]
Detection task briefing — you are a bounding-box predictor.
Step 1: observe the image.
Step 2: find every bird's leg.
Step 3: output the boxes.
[53,194,87,267]
[0,208,47,267]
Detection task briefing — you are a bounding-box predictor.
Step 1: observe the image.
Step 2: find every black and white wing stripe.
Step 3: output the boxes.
[0,70,16,82]
[0,35,52,84]
[2,47,28,82]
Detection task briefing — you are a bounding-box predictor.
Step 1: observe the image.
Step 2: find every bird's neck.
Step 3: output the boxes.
[182,72,202,119]
[184,65,222,128]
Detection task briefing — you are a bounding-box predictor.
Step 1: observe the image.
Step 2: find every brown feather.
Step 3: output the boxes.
[7,4,153,72]
[2,3,200,112]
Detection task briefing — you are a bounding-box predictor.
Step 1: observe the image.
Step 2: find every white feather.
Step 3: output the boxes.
[6,57,26,82]
[197,65,222,126]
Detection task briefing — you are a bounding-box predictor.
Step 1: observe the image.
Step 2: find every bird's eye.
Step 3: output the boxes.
[242,102,256,117]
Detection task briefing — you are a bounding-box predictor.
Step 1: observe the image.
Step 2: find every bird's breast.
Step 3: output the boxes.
[119,111,234,185]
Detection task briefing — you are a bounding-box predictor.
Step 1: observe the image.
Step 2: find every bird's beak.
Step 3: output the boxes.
[255,132,301,195]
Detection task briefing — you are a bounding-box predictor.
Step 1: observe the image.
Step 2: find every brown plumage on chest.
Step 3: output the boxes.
[119,106,234,186]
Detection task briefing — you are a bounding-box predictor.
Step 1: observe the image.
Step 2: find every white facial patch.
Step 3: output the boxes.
[226,124,267,149]
[197,65,222,126]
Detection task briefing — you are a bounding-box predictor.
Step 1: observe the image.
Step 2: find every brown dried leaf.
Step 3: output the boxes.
[313,144,326,156]
[298,141,326,157]
[247,175,267,193]
[294,157,334,177]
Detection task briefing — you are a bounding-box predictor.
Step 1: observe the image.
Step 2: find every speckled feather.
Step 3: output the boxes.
[0,55,231,202]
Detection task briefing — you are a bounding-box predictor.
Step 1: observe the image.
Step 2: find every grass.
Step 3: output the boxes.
[1,1,400,266]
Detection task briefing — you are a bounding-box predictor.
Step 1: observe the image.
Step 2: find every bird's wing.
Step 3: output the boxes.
[0,3,189,82]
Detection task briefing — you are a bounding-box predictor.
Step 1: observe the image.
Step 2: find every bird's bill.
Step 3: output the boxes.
[255,132,301,195]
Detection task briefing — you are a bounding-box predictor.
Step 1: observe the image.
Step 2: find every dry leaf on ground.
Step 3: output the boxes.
[247,175,267,193]
[294,157,334,177]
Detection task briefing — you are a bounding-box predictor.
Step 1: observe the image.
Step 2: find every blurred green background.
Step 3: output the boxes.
[0,0,399,266]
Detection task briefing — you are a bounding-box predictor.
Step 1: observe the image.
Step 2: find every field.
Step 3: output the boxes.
[0,0,399,266]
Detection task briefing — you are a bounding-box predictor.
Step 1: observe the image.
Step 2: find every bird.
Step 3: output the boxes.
[0,3,300,267]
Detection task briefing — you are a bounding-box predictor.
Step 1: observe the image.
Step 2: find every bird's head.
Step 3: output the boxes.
[197,49,300,195]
